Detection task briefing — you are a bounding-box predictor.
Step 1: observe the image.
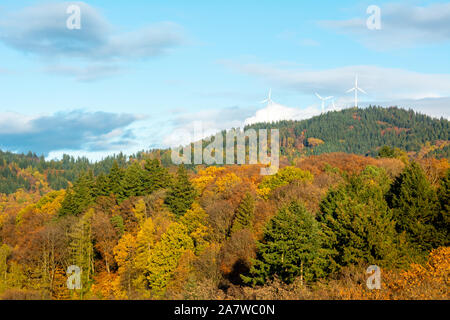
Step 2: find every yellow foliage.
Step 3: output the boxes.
[192,166,226,193]
[215,173,241,193]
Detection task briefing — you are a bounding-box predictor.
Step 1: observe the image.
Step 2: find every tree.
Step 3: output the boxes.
[69,209,94,298]
[231,193,255,234]
[108,161,125,199]
[387,162,442,255]
[0,244,11,293]
[142,159,171,194]
[258,166,313,199]
[180,202,209,254]
[113,233,137,298]
[147,222,194,296]
[436,169,450,246]
[122,162,145,198]
[165,165,196,218]
[59,171,95,216]
[92,211,119,273]
[243,201,327,286]
[319,166,402,271]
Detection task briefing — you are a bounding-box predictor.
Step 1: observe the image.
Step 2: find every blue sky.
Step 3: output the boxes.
[0,0,449,160]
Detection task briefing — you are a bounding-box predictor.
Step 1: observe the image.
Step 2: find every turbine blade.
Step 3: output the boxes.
[358,87,367,94]
[346,88,355,93]
[315,93,323,99]
[260,99,268,104]
[324,96,333,100]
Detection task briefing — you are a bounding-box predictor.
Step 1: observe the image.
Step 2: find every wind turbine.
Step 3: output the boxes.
[260,89,273,106]
[315,93,333,113]
[346,75,367,107]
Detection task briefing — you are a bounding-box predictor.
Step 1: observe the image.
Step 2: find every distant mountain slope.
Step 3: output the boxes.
[0,106,448,195]
[247,106,449,158]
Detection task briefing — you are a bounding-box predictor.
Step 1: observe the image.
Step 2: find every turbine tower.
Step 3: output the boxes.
[346,75,366,107]
[315,93,333,113]
[260,89,273,106]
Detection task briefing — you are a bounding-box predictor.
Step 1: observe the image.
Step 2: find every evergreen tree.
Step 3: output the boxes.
[142,159,171,194]
[319,166,402,271]
[436,169,450,246]
[94,173,111,198]
[108,161,125,198]
[122,162,145,198]
[387,162,442,254]
[165,165,196,218]
[231,193,255,234]
[59,171,95,216]
[242,201,327,286]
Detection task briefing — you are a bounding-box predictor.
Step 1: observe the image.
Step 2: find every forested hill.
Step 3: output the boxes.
[0,106,448,195]
[247,106,449,159]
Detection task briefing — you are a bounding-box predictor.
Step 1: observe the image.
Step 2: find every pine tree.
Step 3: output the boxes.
[142,159,170,194]
[59,171,95,216]
[319,166,402,271]
[242,201,327,286]
[437,169,450,246]
[108,161,125,199]
[122,162,145,198]
[94,173,111,198]
[387,162,441,254]
[165,165,196,218]
[231,193,255,234]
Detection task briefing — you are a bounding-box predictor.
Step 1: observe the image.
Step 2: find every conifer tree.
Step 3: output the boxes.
[319,166,402,271]
[165,165,196,218]
[436,169,449,245]
[243,201,327,286]
[142,159,171,193]
[387,162,441,253]
[108,161,125,198]
[59,171,95,216]
[122,162,145,198]
[231,193,255,234]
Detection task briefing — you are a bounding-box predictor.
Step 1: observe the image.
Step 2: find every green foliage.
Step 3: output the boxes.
[69,209,95,297]
[243,201,328,286]
[165,165,196,218]
[319,166,403,271]
[143,159,171,193]
[231,193,255,234]
[258,166,313,198]
[147,223,194,296]
[59,171,95,216]
[387,162,444,254]
[378,145,405,159]
[437,169,450,245]
[248,106,449,158]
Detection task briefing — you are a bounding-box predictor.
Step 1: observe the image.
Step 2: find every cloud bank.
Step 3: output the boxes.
[321,3,450,48]
[0,2,185,80]
[0,110,144,155]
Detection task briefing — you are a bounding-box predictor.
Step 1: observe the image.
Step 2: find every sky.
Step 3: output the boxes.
[0,0,449,160]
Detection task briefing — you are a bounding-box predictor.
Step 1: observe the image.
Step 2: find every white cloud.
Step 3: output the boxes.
[0,2,185,80]
[162,106,255,147]
[223,61,450,101]
[321,3,450,48]
[244,102,321,125]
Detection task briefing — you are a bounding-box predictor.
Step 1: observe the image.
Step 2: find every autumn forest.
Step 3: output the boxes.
[0,107,448,300]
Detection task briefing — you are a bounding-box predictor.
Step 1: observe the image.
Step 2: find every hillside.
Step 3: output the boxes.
[0,106,448,195]
[247,106,449,159]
